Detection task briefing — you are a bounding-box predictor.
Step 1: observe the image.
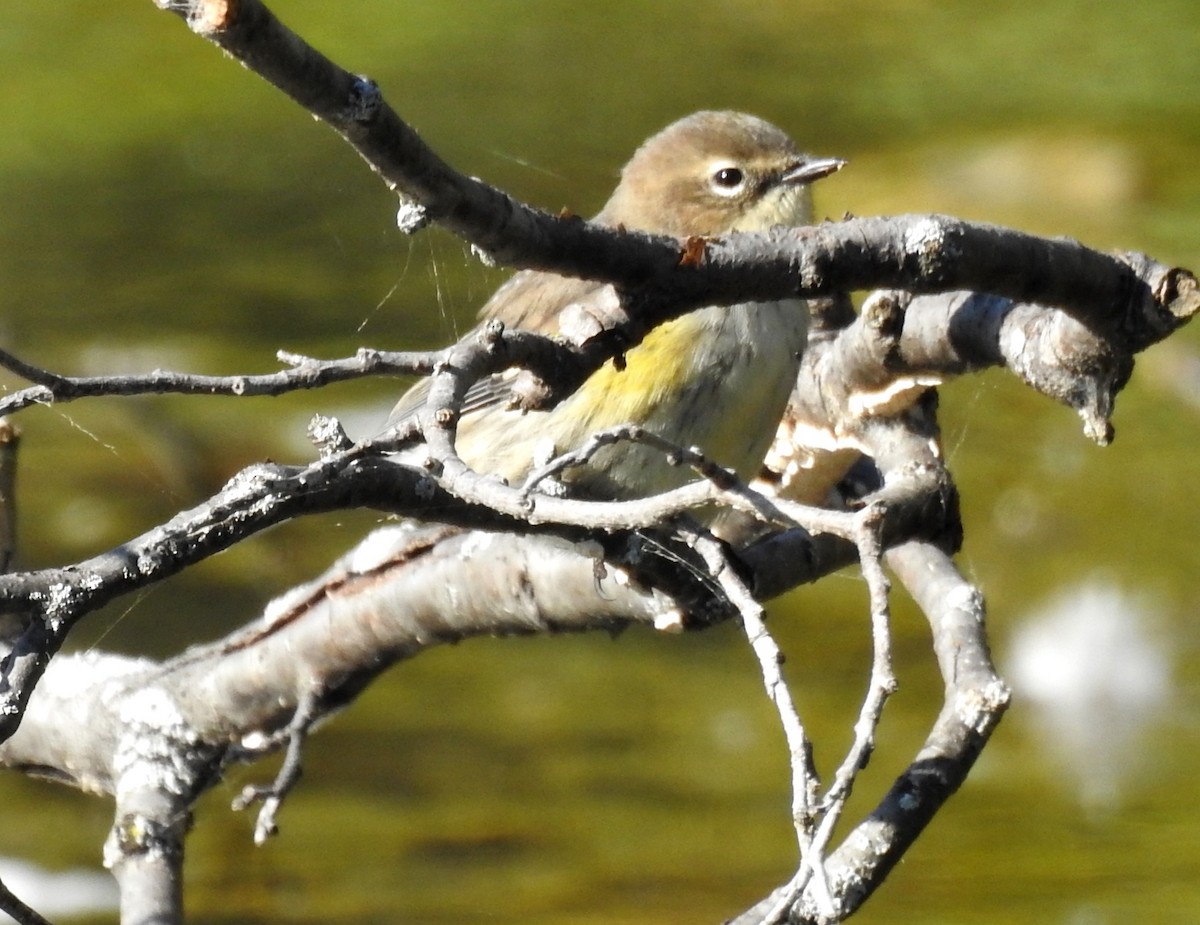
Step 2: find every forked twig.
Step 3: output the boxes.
[231,685,324,845]
[683,498,897,925]
[800,505,897,907]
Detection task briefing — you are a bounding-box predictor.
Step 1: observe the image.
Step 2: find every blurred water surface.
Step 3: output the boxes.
[0,2,1198,923]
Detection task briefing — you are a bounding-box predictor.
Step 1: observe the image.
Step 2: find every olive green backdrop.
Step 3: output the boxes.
[0,2,1197,923]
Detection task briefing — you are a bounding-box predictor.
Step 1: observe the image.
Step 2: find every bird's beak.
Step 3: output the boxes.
[782,156,847,184]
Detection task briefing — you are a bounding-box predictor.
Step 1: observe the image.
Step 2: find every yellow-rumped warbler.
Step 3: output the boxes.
[390,110,843,502]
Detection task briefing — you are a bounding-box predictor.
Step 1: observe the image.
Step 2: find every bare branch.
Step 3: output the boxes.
[154,2,1196,373]
[683,526,830,919]
[0,344,433,415]
[231,685,323,845]
[0,6,1185,925]
[732,543,1009,924]
[0,419,18,577]
[0,877,55,925]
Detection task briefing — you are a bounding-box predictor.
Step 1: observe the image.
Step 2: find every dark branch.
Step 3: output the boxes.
[155,2,1196,359]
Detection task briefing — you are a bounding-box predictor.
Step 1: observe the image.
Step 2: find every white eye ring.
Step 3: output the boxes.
[708,162,748,196]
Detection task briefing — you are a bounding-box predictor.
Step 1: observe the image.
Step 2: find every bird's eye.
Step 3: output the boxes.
[709,165,746,194]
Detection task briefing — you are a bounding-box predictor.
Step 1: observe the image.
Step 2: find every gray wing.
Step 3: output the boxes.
[387,269,612,427]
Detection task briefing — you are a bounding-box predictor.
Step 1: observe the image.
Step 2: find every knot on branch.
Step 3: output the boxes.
[395,197,431,234]
[107,813,186,863]
[558,284,634,347]
[1156,267,1200,323]
[345,75,382,125]
[308,415,353,457]
[178,0,238,34]
[1117,252,1200,351]
[900,215,961,286]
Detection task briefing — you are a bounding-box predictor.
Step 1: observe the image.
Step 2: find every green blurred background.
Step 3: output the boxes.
[0,1,1198,922]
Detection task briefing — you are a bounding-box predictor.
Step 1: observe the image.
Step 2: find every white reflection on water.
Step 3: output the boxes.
[1007,577,1172,813]
[0,857,118,921]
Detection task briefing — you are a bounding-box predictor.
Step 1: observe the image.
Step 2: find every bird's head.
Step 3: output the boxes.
[598,110,844,237]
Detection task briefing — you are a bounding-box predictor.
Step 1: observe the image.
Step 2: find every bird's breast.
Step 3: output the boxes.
[451,298,809,499]
[558,298,809,494]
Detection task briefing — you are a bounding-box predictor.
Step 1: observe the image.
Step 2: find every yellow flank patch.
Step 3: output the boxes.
[575,318,695,425]
[453,299,808,499]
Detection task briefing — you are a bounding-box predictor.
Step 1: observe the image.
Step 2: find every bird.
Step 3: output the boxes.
[389,110,843,506]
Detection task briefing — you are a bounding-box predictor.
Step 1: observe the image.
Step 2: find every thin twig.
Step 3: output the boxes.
[681,525,834,921]
[0,344,441,416]
[521,424,802,527]
[0,878,54,925]
[231,686,324,845]
[0,418,19,575]
[810,504,898,851]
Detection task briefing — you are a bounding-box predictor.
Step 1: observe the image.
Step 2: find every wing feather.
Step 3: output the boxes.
[387,269,613,426]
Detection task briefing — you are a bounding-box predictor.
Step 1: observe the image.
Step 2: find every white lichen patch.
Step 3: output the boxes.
[902,216,954,277]
[113,687,198,800]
